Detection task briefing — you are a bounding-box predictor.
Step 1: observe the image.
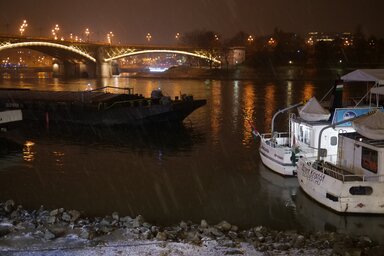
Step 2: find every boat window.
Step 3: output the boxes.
[349,186,373,195]
[330,136,337,146]
[299,126,303,142]
[361,147,378,173]
[304,129,310,144]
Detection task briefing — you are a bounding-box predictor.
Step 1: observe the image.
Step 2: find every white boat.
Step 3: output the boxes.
[294,188,384,241]
[296,109,384,214]
[254,69,384,176]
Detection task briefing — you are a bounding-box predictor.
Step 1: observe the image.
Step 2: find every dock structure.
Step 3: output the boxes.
[0,88,206,126]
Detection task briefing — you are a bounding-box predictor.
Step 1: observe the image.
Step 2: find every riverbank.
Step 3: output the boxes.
[1,200,383,255]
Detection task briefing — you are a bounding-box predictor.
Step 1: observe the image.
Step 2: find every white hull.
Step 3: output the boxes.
[259,134,297,176]
[295,188,384,242]
[297,158,384,214]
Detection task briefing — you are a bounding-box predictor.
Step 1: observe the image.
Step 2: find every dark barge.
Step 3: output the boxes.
[0,87,206,126]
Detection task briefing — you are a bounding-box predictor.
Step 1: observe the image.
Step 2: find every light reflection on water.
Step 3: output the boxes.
[1,74,382,241]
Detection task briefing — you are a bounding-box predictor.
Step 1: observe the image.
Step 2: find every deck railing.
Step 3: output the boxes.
[311,161,384,182]
[260,131,289,140]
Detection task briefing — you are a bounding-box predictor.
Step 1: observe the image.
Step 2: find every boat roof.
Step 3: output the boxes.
[370,86,384,95]
[341,132,384,148]
[341,69,384,85]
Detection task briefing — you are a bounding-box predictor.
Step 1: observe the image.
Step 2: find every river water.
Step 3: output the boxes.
[1,70,384,241]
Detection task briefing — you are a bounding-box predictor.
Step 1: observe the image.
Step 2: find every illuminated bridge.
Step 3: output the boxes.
[0,35,231,78]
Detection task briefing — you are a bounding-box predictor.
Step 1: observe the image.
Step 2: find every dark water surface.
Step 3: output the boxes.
[1,72,384,241]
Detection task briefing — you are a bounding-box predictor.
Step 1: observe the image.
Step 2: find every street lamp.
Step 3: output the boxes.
[268,37,276,47]
[247,35,254,44]
[146,33,152,43]
[85,28,90,42]
[19,20,28,36]
[107,31,114,44]
[52,24,60,40]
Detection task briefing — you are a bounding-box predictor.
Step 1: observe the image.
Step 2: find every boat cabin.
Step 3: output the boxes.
[337,132,384,178]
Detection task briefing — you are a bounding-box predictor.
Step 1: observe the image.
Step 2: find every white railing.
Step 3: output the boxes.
[313,161,384,182]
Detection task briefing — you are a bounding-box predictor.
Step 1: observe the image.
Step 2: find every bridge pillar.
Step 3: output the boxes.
[52,60,65,78]
[96,47,112,77]
[97,61,112,77]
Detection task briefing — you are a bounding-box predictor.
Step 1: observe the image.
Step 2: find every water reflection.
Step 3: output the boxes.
[0,137,23,157]
[286,81,293,107]
[302,82,315,100]
[242,82,256,146]
[23,141,35,162]
[0,122,208,222]
[209,81,223,145]
[232,81,239,128]
[263,83,276,132]
[257,163,298,228]
[0,137,23,172]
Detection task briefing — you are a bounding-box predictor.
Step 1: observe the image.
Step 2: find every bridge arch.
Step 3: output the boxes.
[0,41,96,62]
[104,49,221,64]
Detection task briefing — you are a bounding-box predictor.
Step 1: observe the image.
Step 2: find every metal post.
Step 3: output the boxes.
[316,111,375,161]
[271,102,304,134]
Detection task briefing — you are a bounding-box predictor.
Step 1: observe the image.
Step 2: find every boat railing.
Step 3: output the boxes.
[261,132,290,148]
[101,98,153,110]
[315,161,384,182]
[86,86,134,94]
[261,132,289,140]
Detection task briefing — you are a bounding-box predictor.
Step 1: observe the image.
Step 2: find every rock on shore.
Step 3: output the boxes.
[1,199,383,255]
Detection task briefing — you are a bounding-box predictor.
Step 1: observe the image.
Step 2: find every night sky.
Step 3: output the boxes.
[1,0,383,44]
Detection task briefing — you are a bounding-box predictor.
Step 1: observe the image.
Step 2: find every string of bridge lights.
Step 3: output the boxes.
[15,20,185,45]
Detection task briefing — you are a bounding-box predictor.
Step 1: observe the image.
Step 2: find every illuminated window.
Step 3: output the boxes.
[361,147,378,173]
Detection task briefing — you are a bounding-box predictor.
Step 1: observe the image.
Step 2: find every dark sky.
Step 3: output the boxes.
[1,0,383,44]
